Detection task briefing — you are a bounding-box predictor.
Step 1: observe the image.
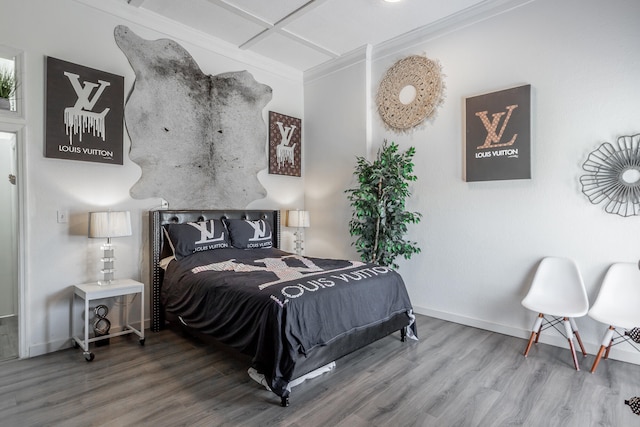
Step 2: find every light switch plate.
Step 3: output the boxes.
[57,210,68,223]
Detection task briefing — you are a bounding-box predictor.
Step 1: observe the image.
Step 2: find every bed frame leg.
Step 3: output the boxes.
[401,327,406,342]
[281,396,289,407]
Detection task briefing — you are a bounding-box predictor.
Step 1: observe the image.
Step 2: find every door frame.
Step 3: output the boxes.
[0,124,27,358]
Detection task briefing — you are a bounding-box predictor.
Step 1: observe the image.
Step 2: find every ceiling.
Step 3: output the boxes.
[123,0,517,72]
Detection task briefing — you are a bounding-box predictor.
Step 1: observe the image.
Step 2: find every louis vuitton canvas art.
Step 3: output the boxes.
[465,85,531,182]
[269,111,301,177]
[45,56,124,164]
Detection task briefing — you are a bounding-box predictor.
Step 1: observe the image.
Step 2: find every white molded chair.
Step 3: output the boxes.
[522,257,589,370]
[588,262,640,373]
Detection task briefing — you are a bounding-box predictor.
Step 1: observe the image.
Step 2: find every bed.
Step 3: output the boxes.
[149,209,417,406]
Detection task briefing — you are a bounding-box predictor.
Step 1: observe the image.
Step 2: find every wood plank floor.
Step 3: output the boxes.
[0,314,638,426]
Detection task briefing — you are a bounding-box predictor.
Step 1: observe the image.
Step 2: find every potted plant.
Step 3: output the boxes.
[0,67,16,110]
[345,140,422,269]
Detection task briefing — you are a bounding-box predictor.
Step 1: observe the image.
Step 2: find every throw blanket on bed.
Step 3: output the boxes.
[161,247,417,397]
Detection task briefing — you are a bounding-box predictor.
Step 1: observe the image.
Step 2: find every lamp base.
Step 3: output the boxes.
[98,243,116,285]
[293,229,304,256]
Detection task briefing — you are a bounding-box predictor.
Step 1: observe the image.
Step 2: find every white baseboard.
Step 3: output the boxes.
[27,319,151,358]
[29,310,640,367]
[28,337,73,358]
[413,305,640,366]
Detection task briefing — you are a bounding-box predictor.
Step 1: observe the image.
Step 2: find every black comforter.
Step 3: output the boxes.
[161,247,416,397]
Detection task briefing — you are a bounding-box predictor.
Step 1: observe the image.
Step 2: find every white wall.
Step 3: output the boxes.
[0,0,305,357]
[305,47,371,260]
[305,0,640,364]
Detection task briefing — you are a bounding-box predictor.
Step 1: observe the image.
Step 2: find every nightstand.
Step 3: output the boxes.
[72,279,145,361]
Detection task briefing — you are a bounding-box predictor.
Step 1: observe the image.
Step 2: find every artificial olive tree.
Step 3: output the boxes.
[345,140,422,269]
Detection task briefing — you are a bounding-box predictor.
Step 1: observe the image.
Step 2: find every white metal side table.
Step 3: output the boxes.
[72,279,145,361]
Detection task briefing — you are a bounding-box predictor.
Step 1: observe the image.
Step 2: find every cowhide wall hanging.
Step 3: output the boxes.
[114,25,273,209]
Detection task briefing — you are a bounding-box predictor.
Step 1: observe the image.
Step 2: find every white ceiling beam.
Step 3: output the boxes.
[74,0,302,80]
[127,0,146,7]
[237,0,335,56]
[274,0,330,27]
[276,29,339,58]
[206,0,273,27]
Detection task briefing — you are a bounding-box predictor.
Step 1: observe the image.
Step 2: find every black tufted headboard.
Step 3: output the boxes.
[148,209,281,331]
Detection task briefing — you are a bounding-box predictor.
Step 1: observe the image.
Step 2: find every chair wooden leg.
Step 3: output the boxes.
[534,314,544,343]
[567,337,580,370]
[564,317,580,370]
[603,327,615,360]
[604,341,613,359]
[590,345,607,373]
[569,317,587,357]
[524,314,544,357]
[574,331,587,357]
[524,331,537,357]
[591,326,616,374]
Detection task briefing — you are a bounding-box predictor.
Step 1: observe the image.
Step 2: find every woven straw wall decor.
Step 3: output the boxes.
[376,55,444,132]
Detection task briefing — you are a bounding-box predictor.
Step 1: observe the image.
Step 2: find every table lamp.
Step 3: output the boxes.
[287,210,310,255]
[88,211,132,285]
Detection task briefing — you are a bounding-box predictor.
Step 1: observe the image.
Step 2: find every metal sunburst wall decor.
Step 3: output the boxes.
[580,133,640,217]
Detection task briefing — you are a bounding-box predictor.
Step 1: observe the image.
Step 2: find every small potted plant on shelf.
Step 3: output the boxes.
[345,139,422,269]
[0,67,16,110]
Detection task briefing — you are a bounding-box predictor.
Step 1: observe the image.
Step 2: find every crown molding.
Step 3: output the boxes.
[304,0,535,82]
[373,0,535,62]
[304,44,370,84]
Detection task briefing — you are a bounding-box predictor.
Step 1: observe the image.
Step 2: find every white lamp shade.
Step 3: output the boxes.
[88,211,132,238]
[287,210,310,228]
